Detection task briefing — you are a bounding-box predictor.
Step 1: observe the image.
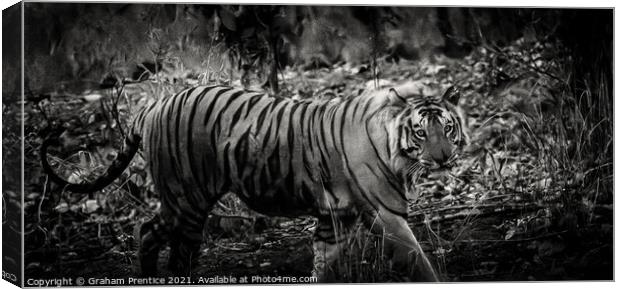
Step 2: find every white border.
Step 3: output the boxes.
[0,1,617,289]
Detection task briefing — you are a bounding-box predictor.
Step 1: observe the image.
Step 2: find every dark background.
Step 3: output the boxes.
[2,4,612,282]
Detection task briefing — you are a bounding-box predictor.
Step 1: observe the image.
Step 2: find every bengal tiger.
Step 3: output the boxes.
[41,83,468,282]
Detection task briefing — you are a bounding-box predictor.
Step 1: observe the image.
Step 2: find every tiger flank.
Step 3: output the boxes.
[41,83,468,282]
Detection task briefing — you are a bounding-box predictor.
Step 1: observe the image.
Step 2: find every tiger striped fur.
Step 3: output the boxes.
[41,83,468,281]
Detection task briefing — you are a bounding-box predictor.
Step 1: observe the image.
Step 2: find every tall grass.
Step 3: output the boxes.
[502,52,613,237]
[320,220,391,282]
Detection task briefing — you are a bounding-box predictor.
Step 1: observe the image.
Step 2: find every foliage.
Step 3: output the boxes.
[14,7,613,281]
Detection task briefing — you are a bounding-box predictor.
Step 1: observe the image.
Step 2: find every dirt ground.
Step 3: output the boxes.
[24,209,611,283]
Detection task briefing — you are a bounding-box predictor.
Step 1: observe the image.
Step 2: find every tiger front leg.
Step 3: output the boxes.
[311,215,357,282]
[311,236,339,282]
[365,210,440,282]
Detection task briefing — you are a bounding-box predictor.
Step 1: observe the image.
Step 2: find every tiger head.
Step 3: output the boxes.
[385,85,468,177]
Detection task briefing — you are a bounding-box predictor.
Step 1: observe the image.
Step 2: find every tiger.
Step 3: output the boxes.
[41,82,468,282]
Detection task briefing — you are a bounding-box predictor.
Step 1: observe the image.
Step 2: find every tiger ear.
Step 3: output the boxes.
[387,88,407,107]
[442,86,460,105]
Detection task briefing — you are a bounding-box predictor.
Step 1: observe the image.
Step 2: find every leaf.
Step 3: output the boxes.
[26,193,40,200]
[54,201,69,213]
[218,7,237,31]
[83,93,103,102]
[82,200,100,214]
[441,194,457,202]
[505,228,516,240]
[25,262,41,270]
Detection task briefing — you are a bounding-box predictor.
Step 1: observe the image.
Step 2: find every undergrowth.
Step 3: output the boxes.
[20,19,613,281]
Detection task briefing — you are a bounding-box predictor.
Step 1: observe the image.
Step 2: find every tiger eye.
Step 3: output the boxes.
[415,130,426,138]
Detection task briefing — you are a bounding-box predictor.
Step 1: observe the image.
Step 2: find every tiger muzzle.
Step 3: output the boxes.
[419,155,456,171]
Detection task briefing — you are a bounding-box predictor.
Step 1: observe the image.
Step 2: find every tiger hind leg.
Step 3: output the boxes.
[136,209,208,276]
[165,218,206,276]
[136,214,169,276]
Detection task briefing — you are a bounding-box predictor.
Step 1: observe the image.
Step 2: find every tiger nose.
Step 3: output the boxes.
[432,150,452,167]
